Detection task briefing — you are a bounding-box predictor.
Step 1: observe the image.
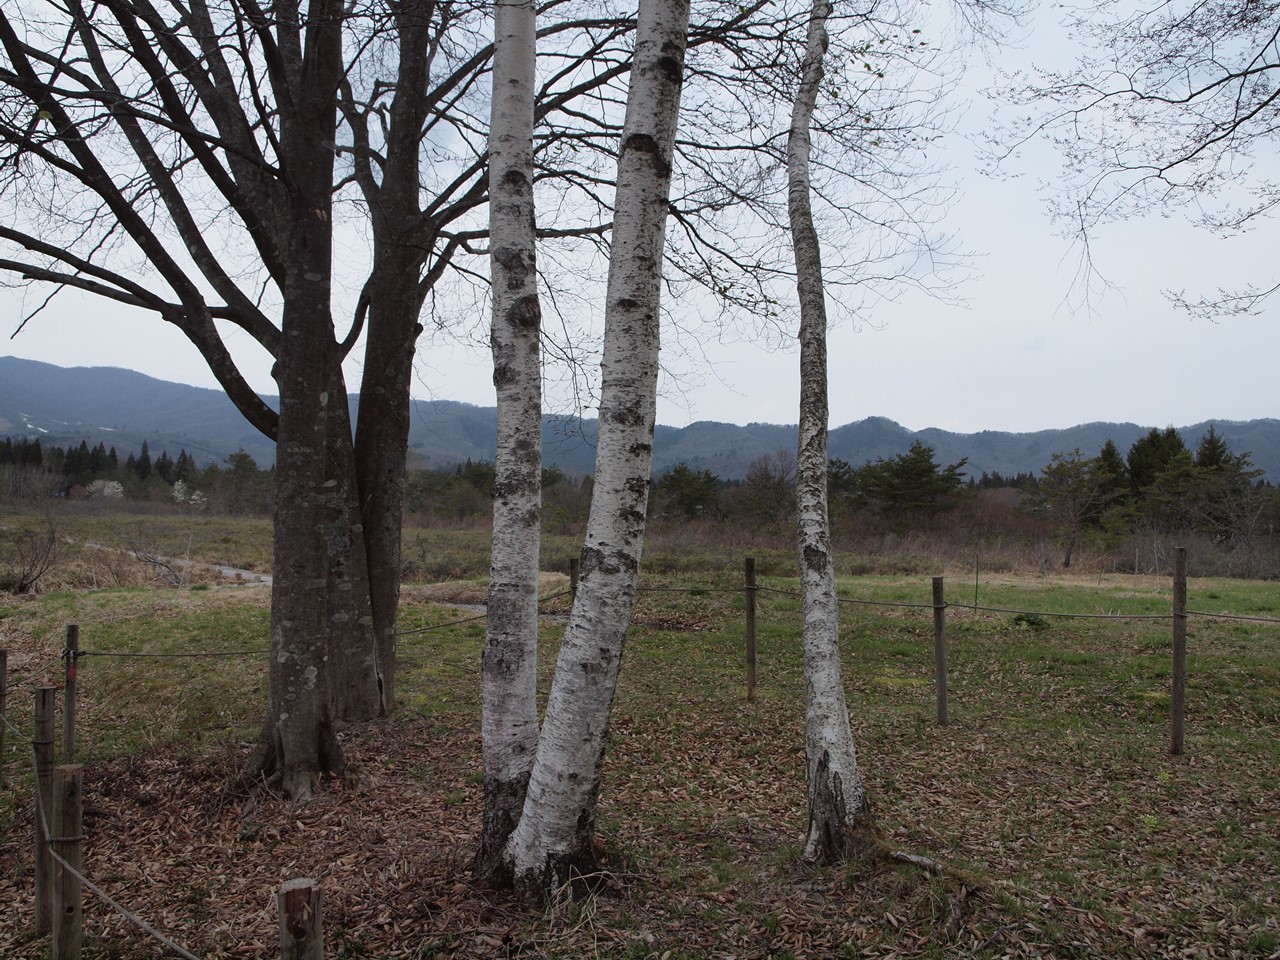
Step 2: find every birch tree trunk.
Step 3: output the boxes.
[505,0,691,902]
[475,0,543,887]
[787,0,874,864]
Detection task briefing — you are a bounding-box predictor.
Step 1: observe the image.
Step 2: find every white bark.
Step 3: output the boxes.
[478,0,542,884]
[788,0,872,864]
[505,0,691,901]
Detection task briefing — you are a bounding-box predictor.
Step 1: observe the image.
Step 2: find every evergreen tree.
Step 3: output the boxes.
[64,441,92,482]
[175,450,198,483]
[89,442,107,476]
[154,450,175,483]
[459,458,496,496]
[225,449,260,514]
[1127,427,1187,492]
[1095,438,1129,506]
[657,463,721,519]
[1194,425,1232,470]
[859,442,968,517]
[137,440,153,480]
[828,458,862,506]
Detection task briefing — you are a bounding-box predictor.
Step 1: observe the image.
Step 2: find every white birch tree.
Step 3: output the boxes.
[476,0,543,886]
[787,0,874,864]
[504,0,692,903]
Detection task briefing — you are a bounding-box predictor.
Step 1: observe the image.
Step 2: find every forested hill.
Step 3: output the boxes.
[3,357,1277,481]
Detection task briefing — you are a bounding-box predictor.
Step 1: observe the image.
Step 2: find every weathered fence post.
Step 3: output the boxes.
[568,557,579,605]
[34,687,57,934]
[932,576,948,726]
[51,764,83,960]
[280,878,323,960]
[1,649,8,790]
[1171,546,1187,756]
[63,625,79,761]
[744,557,758,703]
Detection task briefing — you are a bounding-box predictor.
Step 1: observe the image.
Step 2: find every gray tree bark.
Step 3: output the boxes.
[504,0,692,903]
[476,0,543,887]
[262,0,351,800]
[787,0,874,864]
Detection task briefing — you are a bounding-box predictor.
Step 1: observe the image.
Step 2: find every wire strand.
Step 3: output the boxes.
[1186,609,1280,625]
[30,742,203,960]
[78,649,267,659]
[950,603,1170,621]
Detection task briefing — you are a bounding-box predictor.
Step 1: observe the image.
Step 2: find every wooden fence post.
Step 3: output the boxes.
[1,649,8,790]
[932,577,948,726]
[51,764,83,960]
[568,558,579,605]
[63,625,79,761]
[34,687,56,935]
[280,878,323,960]
[1171,547,1187,756]
[744,557,757,703]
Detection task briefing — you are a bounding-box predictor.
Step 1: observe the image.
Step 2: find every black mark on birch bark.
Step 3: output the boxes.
[620,133,671,179]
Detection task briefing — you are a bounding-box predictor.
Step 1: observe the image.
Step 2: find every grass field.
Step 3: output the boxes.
[0,514,1277,959]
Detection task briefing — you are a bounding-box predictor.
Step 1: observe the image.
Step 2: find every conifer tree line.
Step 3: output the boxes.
[8,426,1276,562]
[0,437,196,484]
[647,427,1279,576]
[0,436,269,510]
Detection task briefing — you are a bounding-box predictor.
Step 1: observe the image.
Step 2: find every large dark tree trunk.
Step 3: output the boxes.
[354,257,422,715]
[260,0,351,799]
[348,0,433,717]
[325,382,386,721]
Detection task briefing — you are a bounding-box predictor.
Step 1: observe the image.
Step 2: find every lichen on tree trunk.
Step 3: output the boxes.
[503,0,691,902]
[475,0,544,885]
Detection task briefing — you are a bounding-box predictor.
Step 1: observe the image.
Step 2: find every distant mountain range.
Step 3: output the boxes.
[2,356,1277,481]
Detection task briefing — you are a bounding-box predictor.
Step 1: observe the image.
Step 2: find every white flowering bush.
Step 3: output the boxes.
[172,480,207,509]
[86,479,125,500]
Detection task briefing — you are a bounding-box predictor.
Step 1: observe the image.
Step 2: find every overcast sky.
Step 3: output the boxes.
[4,5,1276,436]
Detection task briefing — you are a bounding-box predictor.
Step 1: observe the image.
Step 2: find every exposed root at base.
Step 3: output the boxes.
[888,848,944,875]
[812,825,984,945]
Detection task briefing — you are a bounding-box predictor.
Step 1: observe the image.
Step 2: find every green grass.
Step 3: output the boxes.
[1,519,1277,958]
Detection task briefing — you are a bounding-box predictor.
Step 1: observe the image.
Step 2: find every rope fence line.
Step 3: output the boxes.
[395,611,488,637]
[1,707,24,737]
[950,603,1171,622]
[635,585,743,595]
[77,649,268,659]
[1185,610,1280,625]
[64,599,1264,655]
[837,597,939,611]
[394,588,577,638]
[752,582,1280,624]
[27,734,204,960]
